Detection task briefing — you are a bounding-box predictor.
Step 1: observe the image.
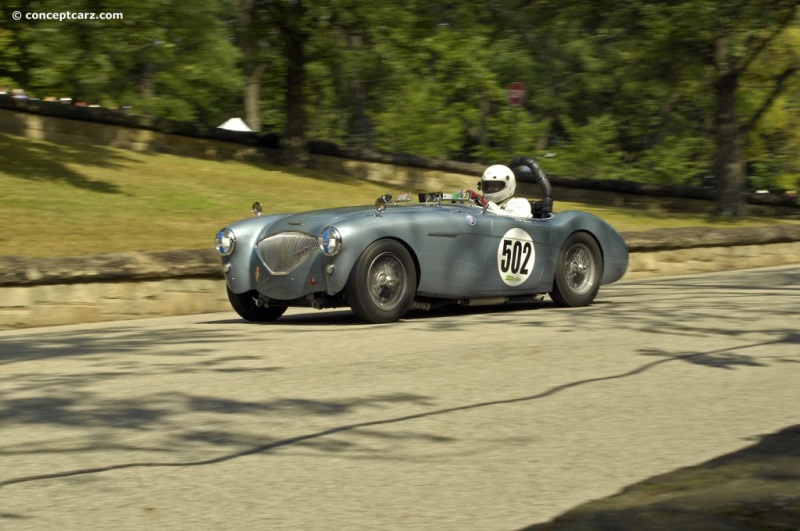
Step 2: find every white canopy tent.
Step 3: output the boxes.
[217,117,253,132]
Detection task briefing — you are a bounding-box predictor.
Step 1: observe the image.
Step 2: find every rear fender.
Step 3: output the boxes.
[546,212,629,285]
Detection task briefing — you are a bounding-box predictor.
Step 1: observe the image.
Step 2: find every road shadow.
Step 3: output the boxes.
[201,299,554,328]
[522,423,800,530]
[0,330,792,489]
[1,265,797,528]
[0,325,249,365]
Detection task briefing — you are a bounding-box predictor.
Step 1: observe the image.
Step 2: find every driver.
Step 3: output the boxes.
[468,164,532,218]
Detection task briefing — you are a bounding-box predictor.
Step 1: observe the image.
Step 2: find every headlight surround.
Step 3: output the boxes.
[318,226,342,256]
[215,228,236,256]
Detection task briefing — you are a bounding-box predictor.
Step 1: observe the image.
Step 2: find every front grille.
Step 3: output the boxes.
[257,232,319,275]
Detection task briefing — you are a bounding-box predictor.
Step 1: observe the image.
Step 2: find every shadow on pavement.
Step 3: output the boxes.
[523,424,800,530]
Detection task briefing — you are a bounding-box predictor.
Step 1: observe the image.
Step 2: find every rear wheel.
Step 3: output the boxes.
[550,232,603,307]
[226,287,287,322]
[346,239,416,323]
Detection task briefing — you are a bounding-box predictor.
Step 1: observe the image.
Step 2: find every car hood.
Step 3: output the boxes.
[266,205,378,235]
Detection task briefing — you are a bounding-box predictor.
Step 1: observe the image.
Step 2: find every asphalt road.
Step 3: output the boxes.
[1,266,798,531]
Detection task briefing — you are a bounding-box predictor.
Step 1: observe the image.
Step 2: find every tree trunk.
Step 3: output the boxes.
[536,116,553,151]
[236,0,264,132]
[279,27,310,166]
[479,97,491,148]
[713,37,747,218]
[714,87,746,217]
[137,58,156,116]
[346,32,372,148]
[243,63,265,132]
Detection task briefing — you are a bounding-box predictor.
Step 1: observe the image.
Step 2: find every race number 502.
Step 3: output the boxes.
[497,228,535,286]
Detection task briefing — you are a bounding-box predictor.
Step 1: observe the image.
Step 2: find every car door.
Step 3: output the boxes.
[476,214,553,294]
[412,206,496,298]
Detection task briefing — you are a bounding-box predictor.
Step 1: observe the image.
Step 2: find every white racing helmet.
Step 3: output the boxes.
[479,164,516,204]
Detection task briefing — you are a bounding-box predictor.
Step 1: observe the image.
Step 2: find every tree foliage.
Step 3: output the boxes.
[1,0,799,214]
[2,0,242,124]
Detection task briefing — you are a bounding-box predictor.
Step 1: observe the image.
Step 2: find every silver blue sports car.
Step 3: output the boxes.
[215,156,629,323]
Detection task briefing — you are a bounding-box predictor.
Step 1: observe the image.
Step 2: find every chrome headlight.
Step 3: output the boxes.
[215,228,236,256]
[318,226,342,256]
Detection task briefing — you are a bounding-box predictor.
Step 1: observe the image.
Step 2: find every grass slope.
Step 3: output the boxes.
[0,133,794,258]
[1,134,395,257]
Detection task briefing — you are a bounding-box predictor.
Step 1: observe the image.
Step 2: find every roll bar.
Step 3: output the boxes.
[509,155,553,215]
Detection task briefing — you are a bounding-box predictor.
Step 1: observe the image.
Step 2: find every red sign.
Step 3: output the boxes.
[507,81,527,106]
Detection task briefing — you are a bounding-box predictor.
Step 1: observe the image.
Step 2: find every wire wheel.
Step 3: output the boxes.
[563,242,596,295]
[366,252,409,311]
[550,232,603,307]
[346,239,416,323]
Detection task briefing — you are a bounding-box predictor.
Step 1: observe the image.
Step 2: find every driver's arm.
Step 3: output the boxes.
[485,201,507,215]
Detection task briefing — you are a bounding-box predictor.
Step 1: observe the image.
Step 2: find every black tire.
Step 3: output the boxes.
[345,239,417,323]
[549,232,603,307]
[226,287,287,322]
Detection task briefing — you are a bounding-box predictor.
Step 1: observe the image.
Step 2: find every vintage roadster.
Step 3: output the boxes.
[215,156,628,323]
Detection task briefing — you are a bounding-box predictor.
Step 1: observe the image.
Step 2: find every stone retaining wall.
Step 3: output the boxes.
[2,227,798,330]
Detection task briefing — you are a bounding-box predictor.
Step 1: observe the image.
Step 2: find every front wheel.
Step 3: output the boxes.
[226,287,287,322]
[345,239,417,323]
[550,232,603,307]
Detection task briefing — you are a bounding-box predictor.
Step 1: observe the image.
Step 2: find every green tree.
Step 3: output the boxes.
[313,1,509,160]
[369,19,503,158]
[0,0,35,91]
[234,0,279,132]
[4,0,242,125]
[5,0,800,199]
[240,0,318,165]
[743,26,800,192]
[622,0,800,216]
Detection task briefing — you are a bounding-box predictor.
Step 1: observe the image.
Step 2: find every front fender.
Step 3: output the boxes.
[323,218,403,295]
[322,207,491,297]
